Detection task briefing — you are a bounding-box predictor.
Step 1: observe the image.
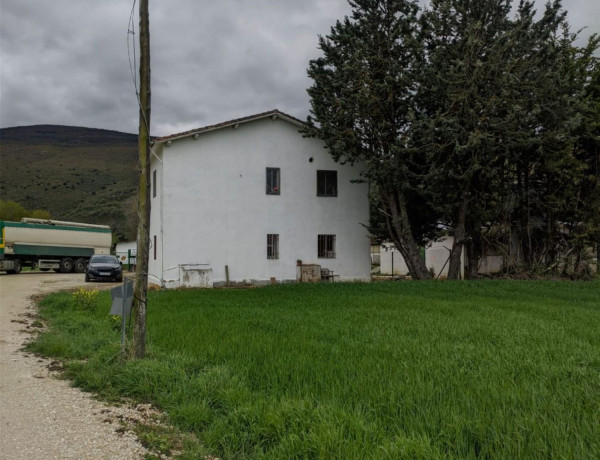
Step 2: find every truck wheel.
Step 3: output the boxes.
[8,260,21,274]
[59,258,74,273]
[74,258,87,273]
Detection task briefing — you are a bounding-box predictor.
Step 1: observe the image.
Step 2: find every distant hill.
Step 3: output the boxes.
[0,125,139,241]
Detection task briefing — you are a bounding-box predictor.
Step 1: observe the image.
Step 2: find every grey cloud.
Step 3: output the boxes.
[1,0,597,136]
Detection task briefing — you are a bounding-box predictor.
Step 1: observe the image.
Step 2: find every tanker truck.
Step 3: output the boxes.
[0,218,112,274]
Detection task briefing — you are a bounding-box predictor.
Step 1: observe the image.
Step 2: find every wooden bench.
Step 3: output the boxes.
[320,268,339,282]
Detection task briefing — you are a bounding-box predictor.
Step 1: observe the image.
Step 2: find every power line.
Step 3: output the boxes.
[127,0,150,133]
[127,0,138,93]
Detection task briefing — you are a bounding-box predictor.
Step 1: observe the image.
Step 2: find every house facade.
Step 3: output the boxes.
[148,110,370,288]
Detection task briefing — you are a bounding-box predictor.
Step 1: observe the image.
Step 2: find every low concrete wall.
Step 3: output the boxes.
[380,237,503,278]
[162,264,213,289]
[379,243,410,276]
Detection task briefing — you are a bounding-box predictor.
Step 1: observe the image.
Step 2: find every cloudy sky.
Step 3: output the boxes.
[1,0,598,137]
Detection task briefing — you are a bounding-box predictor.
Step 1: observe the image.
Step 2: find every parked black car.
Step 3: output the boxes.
[85,254,123,282]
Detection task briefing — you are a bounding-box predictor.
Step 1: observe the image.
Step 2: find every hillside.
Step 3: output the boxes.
[0,125,139,241]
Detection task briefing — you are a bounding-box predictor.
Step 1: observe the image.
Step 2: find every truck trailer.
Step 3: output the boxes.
[0,218,112,274]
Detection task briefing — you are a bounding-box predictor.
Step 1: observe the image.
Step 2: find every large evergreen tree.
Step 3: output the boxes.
[307,0,599,279]
[492,2,599,275]
[503,2,585,270]
[305,0,435,279]
[557,41,600,276]
[412,0,597,278]
[417,0,515,279]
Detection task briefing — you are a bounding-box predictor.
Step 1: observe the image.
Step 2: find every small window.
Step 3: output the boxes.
[318,234,336,258]
[153,235,157,260]
[267,234,279,259]
[152,170,157,198]
[317,170,337,197]
[266,167,280,195]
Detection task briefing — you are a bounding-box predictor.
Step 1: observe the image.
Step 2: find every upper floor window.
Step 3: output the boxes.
[317,170,337,197]
[266,167,280,195]
[152,169,157,198]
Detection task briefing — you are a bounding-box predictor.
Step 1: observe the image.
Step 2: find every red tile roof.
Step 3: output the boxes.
[153,109,306,145]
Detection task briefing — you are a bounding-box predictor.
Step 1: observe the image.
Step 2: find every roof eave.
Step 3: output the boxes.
[152,109,305,147]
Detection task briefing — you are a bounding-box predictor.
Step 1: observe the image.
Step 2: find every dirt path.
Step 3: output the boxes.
[0,272,149,460]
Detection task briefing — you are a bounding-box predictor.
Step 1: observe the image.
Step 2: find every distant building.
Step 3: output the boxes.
[115,240,136,266]
[148,110,371,288]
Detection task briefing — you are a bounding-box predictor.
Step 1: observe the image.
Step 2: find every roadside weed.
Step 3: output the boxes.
[71,287,99,312]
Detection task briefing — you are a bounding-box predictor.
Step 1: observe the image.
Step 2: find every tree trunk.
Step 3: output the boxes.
[545,209,555,268]
[383,189,431,280]
[465,221,481,279]
[448,193,469,280]
[132,0,151,359]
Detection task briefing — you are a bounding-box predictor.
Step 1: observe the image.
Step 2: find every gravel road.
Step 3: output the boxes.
[0,272,150,460]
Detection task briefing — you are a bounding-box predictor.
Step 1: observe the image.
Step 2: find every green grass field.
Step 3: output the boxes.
[29,281,600,459]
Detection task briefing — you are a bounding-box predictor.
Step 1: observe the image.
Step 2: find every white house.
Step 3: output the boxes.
[148,109,371,288]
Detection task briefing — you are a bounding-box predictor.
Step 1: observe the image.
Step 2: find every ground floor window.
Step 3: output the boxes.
[318,234,336,258]
[267,234,279,259]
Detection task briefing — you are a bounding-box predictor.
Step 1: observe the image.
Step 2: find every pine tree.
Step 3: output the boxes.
[500,2,598,273]
[559,40,600,276]
[306,0,435,279]
[417,0,518,279]
[416,0,597,278]
[308,0,599,279]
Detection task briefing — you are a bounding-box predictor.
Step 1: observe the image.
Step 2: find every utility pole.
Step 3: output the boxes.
[133,0,150,358]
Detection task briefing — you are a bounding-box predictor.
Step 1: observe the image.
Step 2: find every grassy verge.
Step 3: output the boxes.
[28,281,600,459]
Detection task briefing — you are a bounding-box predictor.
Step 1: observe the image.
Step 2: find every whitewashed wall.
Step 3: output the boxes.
[425,237,462,279]
[115,241,137,265]
[380,238,462,278]
[379,243,410,275]
[380,236,505,278]
[115,241,136,255]
[149,116,370,287]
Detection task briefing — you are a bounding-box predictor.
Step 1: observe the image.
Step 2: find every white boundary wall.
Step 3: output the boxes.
[380,237,504,278]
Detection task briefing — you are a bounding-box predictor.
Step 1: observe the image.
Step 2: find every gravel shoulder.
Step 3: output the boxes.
[0,272,150,460]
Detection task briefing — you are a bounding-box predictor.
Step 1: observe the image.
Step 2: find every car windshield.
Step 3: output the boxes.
[90,256,118,264]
